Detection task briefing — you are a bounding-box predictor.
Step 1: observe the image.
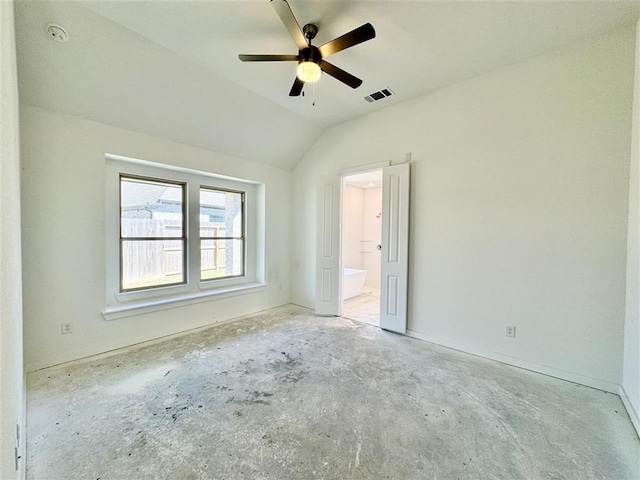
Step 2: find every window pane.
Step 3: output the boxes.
[121,178,183,238]
[201,239,243,280]
[122,240,184,290]
[200,189,243,238]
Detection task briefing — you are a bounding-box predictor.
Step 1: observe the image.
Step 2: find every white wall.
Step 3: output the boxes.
[291,26,636,392]
[1,1,25,477]
[21,105,292,372]
[341,183,382,289]
[341,184,364,270]
[14,1,322,171]
[622,20,640,434]
[363,187,382,289]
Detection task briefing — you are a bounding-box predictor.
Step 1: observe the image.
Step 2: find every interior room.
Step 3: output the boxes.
[341,170,382,327]
[2,0,640,478]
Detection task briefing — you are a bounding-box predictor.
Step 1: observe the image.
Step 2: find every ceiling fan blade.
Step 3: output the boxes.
[318,23,376,58]
[319,60,362,89]
[239,54,299,62]
[271,0,308,51]
[289,77,305,96]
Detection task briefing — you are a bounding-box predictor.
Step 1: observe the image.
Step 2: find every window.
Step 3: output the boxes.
[120,176,186,291]
[200,187,244,281]
[104,155,265,320]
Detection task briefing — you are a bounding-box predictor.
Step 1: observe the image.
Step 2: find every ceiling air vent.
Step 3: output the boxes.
[364,87,394,103]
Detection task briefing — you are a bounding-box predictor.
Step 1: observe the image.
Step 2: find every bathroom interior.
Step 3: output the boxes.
[341,169,382,326]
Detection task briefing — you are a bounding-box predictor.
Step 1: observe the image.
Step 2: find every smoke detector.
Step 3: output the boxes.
[46,24,68,43]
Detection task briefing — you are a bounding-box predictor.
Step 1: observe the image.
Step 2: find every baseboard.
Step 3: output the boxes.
[619,385,640,439]
[406,329,620,394]
[26,303,301,373]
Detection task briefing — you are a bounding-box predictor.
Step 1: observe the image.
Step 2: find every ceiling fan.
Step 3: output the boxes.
[239,0,375,97]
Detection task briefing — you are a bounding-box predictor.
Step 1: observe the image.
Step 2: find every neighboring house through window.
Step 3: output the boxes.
[120,175,187,291]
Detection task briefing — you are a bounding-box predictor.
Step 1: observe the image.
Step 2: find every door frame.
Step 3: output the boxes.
[315,159,410,334]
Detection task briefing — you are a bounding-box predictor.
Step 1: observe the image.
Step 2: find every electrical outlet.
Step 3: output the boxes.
[61,323,72,335]
[505,325,516,338]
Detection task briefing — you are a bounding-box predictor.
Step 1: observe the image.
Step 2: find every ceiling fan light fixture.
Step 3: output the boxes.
[297,60,321,83]
[239,2,375,96]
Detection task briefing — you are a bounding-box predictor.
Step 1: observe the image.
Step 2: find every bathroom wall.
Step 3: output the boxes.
[341,184,364,270]
[363,187,382,288]
[342,181,382,288]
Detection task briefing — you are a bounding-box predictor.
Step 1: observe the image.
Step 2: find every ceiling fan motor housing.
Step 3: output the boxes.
[299,45,322,65]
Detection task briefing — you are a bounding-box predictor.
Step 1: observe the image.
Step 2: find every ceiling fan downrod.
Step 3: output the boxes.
[302,23,318,45]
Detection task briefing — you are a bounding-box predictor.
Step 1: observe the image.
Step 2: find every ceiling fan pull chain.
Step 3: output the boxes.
[312,82,316,107]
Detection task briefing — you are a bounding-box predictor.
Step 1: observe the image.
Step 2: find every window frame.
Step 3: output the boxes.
[119,174,188,293]
[104,155,265,320]
[199,185,246,282]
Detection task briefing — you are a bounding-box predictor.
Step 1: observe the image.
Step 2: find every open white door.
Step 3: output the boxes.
[315,176,341,316]
[380,163,410,333]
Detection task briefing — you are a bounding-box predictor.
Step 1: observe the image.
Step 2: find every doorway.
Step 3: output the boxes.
[341,170,383,327]
[316,162,409,333]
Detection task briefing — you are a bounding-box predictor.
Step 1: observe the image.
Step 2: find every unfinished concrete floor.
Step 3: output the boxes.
[27,305,639,479]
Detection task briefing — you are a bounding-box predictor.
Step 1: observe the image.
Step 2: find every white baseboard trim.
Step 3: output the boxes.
[619,385,640,438]
[26,303,299,373]
[406,329,620,394]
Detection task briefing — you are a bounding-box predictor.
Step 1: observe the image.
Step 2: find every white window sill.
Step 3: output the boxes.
[103,282,266,321]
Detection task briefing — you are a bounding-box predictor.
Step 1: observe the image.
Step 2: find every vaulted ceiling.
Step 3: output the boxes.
[14,1,639,170]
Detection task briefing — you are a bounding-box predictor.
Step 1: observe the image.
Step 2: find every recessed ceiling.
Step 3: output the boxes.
[14,1,639,171]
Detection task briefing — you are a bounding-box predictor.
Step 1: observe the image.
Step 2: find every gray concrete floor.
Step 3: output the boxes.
[27,305,639,479]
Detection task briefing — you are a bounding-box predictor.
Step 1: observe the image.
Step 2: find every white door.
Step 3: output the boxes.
[315,176,342,316]
[380,163,410,333]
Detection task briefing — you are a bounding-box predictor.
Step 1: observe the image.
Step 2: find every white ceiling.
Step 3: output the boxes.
[14,1,639,170]
[344,170,383,189]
